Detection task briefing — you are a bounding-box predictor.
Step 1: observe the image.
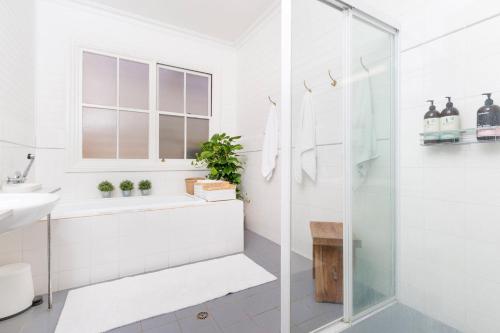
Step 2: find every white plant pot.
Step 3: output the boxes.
[140,189,151,196]
[122,190,132,197]
[101,191,112,198]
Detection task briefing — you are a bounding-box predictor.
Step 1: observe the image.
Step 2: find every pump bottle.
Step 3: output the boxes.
[423,100,440,144]
[440,97,461,143]
[477,93,500,141]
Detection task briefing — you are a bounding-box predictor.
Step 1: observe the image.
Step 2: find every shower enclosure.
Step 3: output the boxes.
[281,0,399,331]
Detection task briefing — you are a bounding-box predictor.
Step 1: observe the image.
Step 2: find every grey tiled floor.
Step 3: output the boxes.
[0,230,459,333]
[344,303,462,333]
[0,230,343,333]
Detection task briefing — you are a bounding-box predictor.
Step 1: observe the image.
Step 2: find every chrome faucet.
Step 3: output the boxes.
[6,154,35,184]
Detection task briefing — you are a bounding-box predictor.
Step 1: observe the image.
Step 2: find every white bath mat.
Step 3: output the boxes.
[55,254,276,333]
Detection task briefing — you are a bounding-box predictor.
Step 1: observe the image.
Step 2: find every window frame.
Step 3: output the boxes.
[81,51,151,160]
[156,63,212,160]
[67,47,213,173]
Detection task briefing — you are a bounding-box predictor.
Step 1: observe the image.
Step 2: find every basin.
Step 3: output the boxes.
[0,209,12,221]
[0,193,59,234]
[2,183,42,193]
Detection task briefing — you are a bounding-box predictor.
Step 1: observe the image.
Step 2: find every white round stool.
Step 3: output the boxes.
[0,263,36,320]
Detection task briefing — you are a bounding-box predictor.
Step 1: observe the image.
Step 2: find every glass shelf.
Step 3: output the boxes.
[419,127,500,146]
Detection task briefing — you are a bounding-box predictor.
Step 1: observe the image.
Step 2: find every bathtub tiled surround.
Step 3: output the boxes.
[0,199,243,295]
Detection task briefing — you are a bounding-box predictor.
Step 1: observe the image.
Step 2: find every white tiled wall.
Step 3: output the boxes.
[386,1,500,332]
[236,6,282,244]
[0,0,35,147]
[0,0,36,183]
[372,0,500,51]
[0,200,243,295]
[33,0,238,201]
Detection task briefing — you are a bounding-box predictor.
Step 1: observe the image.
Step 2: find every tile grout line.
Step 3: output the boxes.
[403,11,500,53]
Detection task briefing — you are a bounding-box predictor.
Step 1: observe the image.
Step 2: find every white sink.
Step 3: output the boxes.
[2,183,42,193]
[0,193,59,234]
[0,209,12,222]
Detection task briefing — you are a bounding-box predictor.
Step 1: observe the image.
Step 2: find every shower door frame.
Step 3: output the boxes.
[280,1,401,331]
[344,7,401,324]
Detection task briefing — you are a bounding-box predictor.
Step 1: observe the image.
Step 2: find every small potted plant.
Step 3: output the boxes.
[119,180,134,197]
[97,181,114,198]
[138,180,152,196]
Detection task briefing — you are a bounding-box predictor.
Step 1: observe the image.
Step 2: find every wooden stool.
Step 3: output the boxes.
[310,221,343,303]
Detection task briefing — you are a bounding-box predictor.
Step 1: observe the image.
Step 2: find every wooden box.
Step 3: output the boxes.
[185,177,205,195]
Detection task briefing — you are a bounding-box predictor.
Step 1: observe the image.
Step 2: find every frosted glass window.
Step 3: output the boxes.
[158,68,184,113]
[82,52,117,106]
[159,115,184,159]
[119,111,149,159]
[186,73,210,116]
[119,59,149,110]
[186,118,209,159]
[82,107,117,158]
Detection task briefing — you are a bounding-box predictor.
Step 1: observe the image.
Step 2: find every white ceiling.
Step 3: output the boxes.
[78,0,277,43]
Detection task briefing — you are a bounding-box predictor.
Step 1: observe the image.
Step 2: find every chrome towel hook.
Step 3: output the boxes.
[268,95,277,106]
[303,80,312,93]
[360,56,369,72]
[328,70,337,87]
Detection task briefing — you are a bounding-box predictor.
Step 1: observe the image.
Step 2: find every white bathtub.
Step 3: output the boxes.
[51,195,206,219]
[34,195,244,293]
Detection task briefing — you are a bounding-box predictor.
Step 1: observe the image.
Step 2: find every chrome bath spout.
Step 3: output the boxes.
[6,154,35,184]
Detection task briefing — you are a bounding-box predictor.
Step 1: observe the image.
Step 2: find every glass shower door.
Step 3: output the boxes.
[289,0,346,330]
[348,14,397,317]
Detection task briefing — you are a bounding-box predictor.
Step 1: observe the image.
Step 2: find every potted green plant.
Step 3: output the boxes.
[119,180,134,197]
[138,180,152,196]
[97,181,114,198]
[193,133,244,198]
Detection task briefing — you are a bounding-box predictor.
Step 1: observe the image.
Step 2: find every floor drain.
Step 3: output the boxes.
[197,312,209,320]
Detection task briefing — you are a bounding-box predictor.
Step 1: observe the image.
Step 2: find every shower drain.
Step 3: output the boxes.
[197,312,209,320]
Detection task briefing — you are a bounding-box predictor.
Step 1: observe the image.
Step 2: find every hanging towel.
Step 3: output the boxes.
[261,104,279,181]
[294,91,316,184]
[352,73,378,188]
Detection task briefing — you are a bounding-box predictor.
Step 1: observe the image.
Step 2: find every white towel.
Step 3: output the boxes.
[294,91,316,184]
[261,104,279,181]
[352,75,378,187]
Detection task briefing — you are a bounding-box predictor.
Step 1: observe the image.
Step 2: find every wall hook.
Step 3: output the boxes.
[303,80,312,93]
[360,56,369,72]
[328,70,337,87]
[268,96,277,106]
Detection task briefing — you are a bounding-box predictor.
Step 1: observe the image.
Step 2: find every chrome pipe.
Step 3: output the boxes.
[47,213,52,309]
[21,154,35,180]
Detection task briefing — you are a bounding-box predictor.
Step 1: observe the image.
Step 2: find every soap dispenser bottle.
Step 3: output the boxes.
[423,100,441,144]
[477,93,500,141]
[440,97,461,143]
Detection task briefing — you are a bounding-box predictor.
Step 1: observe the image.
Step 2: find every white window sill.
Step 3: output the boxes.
[66,159,207,173]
